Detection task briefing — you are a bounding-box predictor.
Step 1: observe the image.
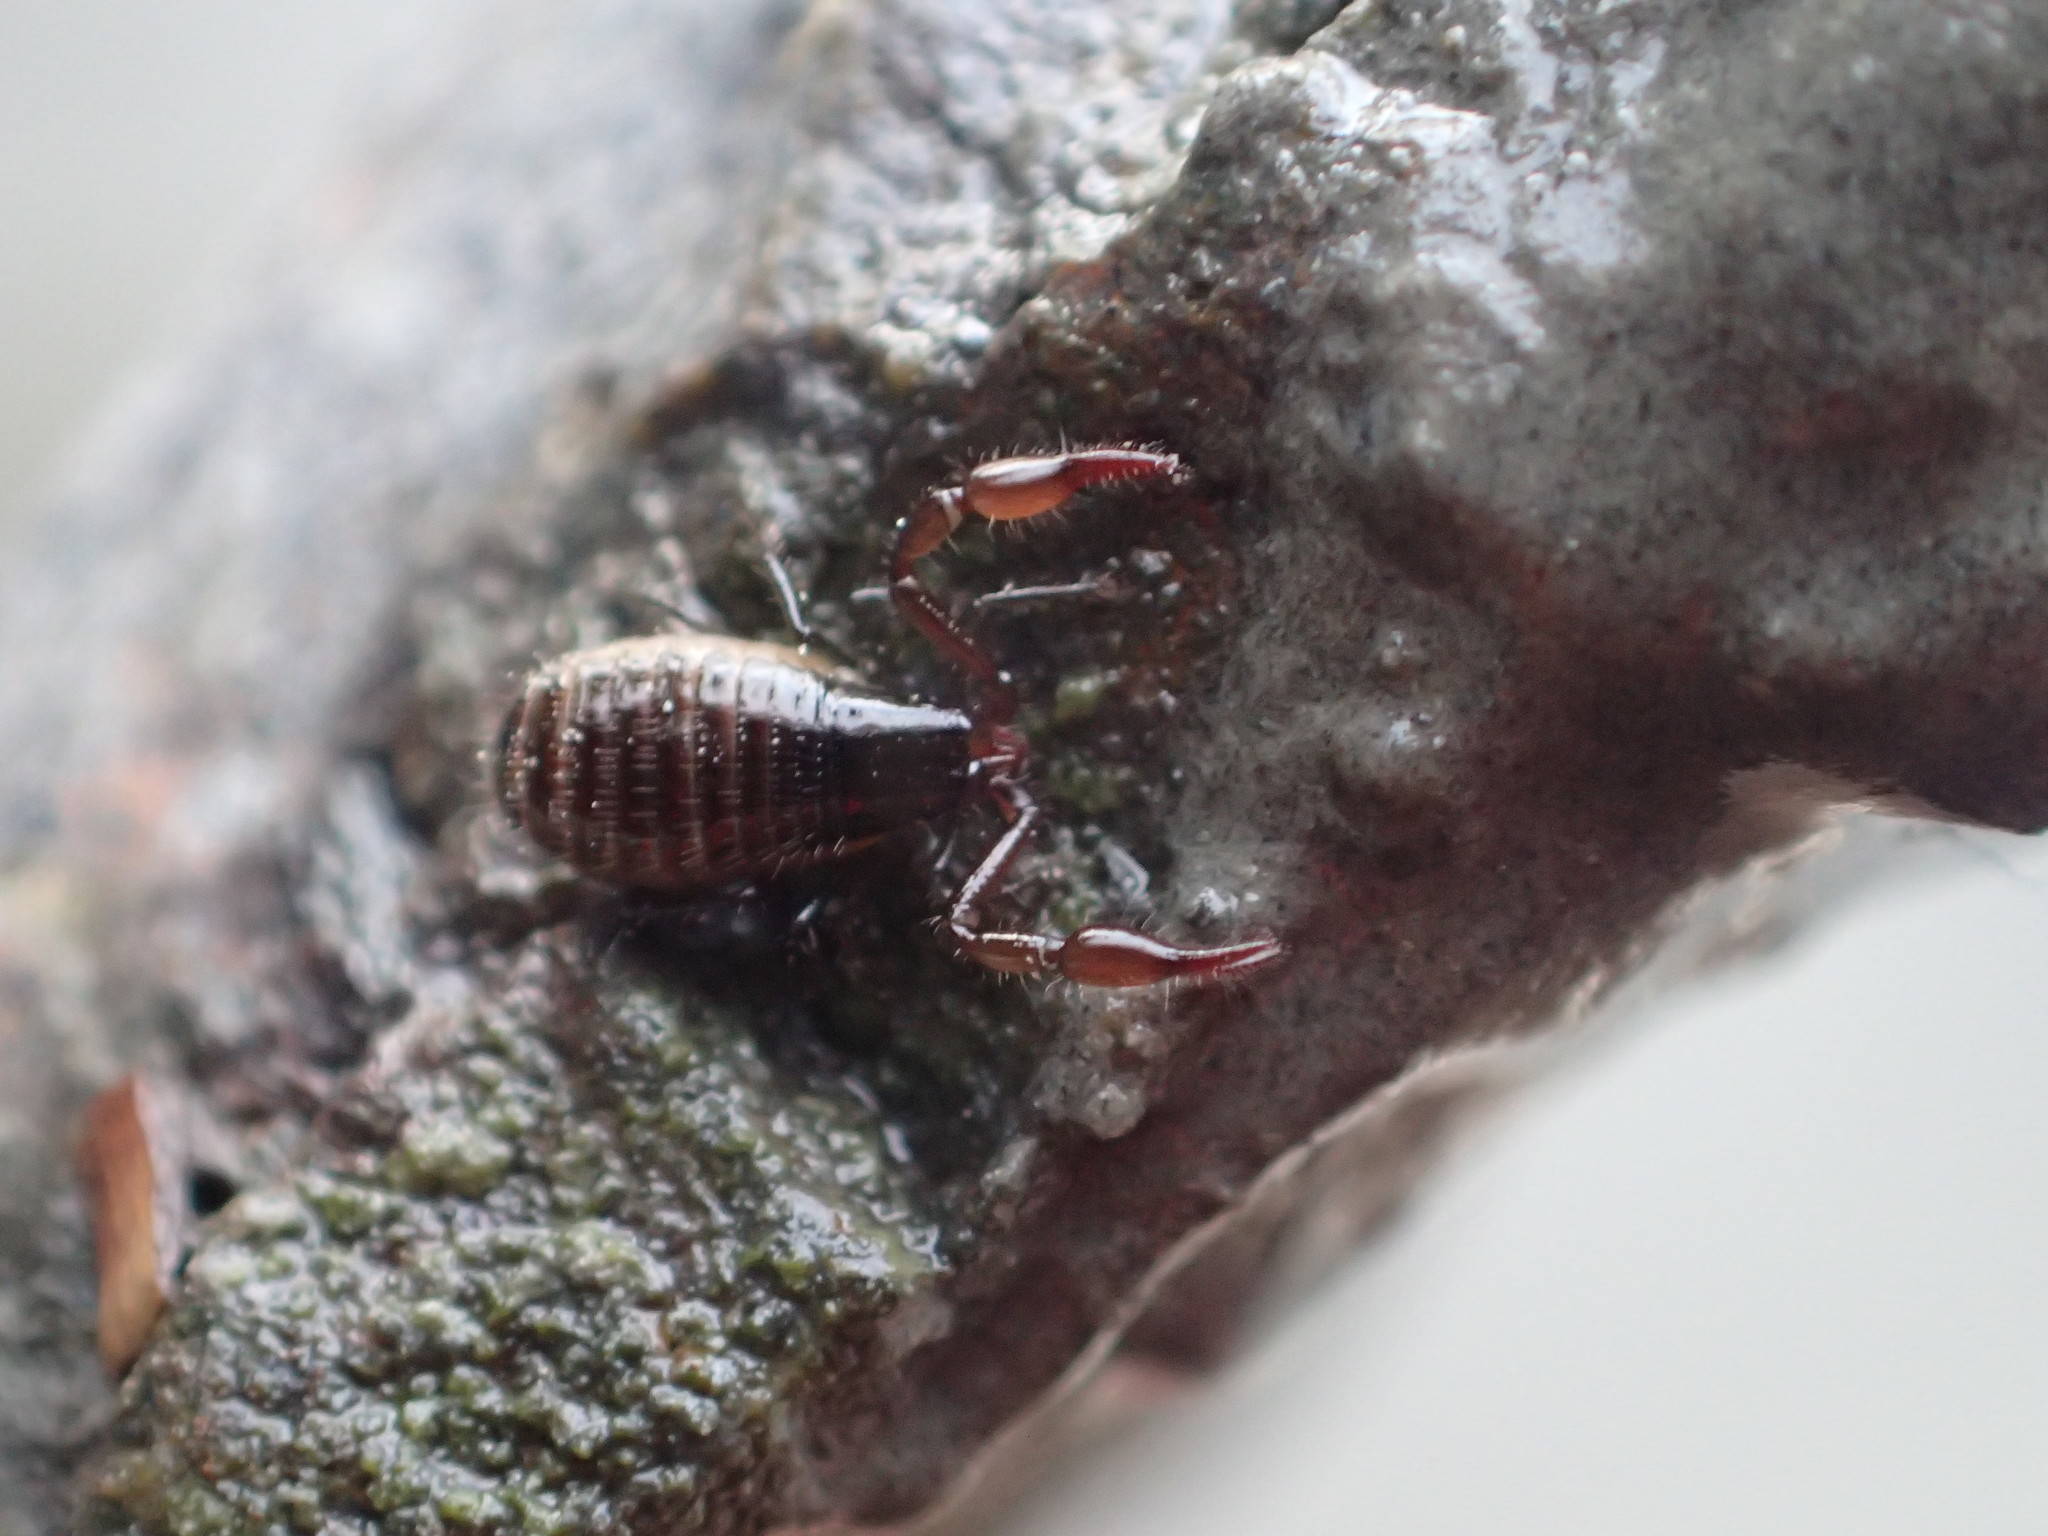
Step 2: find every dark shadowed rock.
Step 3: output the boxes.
[0,1,2041,1532]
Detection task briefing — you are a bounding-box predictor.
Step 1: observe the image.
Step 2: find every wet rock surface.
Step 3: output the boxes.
[2,0,2043,1531]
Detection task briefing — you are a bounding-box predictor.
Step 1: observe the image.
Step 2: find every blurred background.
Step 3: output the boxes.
[3,3,2043,1531]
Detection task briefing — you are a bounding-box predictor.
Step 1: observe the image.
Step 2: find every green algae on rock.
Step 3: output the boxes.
[86,948,941,1535]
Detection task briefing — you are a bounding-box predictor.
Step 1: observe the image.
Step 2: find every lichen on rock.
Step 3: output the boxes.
[89,948,941,1534]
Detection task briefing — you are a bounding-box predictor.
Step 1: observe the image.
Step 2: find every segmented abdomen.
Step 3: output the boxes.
[497,634,969,891]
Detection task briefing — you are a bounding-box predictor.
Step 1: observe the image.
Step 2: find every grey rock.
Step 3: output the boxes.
[0,0,2040,1532]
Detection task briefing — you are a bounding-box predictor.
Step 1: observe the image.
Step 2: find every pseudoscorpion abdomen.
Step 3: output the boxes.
[497,633,970,891]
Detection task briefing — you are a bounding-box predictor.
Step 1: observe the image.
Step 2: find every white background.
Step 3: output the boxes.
[4,4,2043,1531]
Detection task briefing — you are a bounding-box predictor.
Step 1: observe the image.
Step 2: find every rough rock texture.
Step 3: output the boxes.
[2,0,2043,1532]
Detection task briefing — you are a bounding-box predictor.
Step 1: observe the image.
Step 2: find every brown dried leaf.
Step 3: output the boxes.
[77,1075,183,1378]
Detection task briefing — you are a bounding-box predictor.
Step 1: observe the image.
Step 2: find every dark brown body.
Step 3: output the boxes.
[495,449,1282,988]
[497,634,971,891]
